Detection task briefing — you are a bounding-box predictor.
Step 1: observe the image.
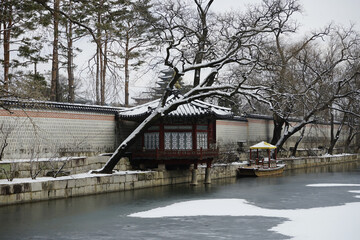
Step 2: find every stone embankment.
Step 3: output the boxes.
[0,156,130,179]
[0,154,359,206]
[0,159,240,206]
[282,154,360,170]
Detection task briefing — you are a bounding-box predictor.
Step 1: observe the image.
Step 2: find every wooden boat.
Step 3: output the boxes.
[237,164,285,177]
[237,141,285,177]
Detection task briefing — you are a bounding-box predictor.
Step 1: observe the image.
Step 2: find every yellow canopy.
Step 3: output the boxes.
[250,141,277,150]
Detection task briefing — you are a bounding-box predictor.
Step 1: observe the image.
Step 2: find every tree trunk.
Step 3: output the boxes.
[51,0,60,102]
[95,11,101,105]
[94,71,216,174]
[100,33,107,105]
[270,113,286,145]
[344,128,355,153]
[124,31,130,106]
[291,127,305,157]
[276,120,310,151]
[2,0,11,93]
[192,0,212,87]
[93,106,168,173]
[66,0,75,103]
[327,112,344,155]
[95,46,100,104]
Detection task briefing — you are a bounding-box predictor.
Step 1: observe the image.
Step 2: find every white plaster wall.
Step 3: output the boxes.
[216,120,247,145]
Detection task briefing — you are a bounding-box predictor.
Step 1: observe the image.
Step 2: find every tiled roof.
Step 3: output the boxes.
[119,96,232,120]
[0,98,124,114]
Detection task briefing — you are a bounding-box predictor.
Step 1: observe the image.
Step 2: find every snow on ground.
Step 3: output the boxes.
[321,153,353,157]
[129,184,360,240]
[0,170,150,185]
[0,156,86,163]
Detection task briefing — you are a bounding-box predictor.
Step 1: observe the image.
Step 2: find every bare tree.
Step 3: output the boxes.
[0,122,16,181]
[329,77,360,153]
[93,0,302,173]
[0,122,13,161]
[251,26,360,152]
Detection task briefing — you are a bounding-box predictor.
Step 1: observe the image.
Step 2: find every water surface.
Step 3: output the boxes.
[1,163,359,239]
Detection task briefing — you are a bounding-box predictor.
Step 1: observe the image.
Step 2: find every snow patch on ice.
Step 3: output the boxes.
[306,183,360,187]
[130,183,360,239]
[349,190,360,194]
[129,198,360,240]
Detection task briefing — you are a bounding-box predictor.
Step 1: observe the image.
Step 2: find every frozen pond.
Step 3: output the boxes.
[1,162,360,239]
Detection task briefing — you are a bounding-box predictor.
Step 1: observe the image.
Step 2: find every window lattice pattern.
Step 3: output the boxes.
[144,132,159,149]
[197,132,208,149]
[164,132,192,150]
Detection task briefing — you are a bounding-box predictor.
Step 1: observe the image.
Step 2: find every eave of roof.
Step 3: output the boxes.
[119,96,233,120]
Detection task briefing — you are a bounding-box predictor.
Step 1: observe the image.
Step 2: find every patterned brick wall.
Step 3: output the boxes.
[0,108,116,160]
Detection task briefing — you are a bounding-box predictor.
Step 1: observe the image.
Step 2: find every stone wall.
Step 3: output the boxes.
[0,156,132,179]
[0,163,240,206]
[282,154,360,170]
[1,154,359,206]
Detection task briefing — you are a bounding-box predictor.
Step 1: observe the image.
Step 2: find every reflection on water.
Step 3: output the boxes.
[0,162,359,240]
[286,161,360,175]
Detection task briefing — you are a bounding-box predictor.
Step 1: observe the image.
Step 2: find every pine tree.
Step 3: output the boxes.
[111,0,158,106]
[0,0,49,97]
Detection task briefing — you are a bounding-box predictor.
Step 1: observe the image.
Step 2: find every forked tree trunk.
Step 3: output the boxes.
[93,71,199,174]
[271,113,286,145]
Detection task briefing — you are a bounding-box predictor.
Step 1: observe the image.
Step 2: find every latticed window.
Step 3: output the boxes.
[144,132,159,149]
[197,132,208,149]
[165,132,192,150]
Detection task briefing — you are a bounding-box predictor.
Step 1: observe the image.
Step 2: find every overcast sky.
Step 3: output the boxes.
[211,0,360,33]
[126,0,360,103]
[68,0,360,104]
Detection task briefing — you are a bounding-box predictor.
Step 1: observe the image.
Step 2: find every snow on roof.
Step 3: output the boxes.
[0,98,124,114]
[119,95,232,119]
[250,141,277,149]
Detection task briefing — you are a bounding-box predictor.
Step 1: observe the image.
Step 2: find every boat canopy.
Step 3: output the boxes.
[249,141,277,150]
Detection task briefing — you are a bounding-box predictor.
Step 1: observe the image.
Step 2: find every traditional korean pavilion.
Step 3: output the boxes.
[118,96,232,172]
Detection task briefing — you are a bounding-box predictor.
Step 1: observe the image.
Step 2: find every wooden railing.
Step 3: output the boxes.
[132,148,219,160]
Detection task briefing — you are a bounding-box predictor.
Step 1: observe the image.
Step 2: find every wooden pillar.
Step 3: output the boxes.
[250,149,252,165]
[192,123,197,151]
[159,122,164,151]
[207,119,214,148]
